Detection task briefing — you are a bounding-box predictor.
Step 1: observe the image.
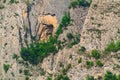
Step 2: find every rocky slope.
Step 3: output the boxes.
[0,0,120,80]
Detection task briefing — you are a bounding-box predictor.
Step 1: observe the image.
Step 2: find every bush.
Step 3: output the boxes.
[86,75,95,80]
[24,70,29,75]
[78,58,82,63]
[104,40,120,54]
[4,64,10,73]
[62,64,71,75]
[55,74,70,80]
[96,60,103,67]
[67,33,74,40]
[67,34,80,48]
[104,71,117,80]
[79,46,86,52]
[46,77,52,80]
[0,5,4,9]
[21,41,57,65]
[86,61,94,68]
[69,0,92,9]
[91,49,101,59]
[69,0,78,8]
[55,12,71,38]
[25,76,29,80]
[86,71,120,80]
[12,54,19,60]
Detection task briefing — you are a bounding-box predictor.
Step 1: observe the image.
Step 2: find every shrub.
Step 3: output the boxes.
[55,74,70,80]
[86,75,95,80]
[78,58,82,63]
[86,61,94,68]
[67,34,80,48]
[25,76,29,80]
[96,60,103,67]
[67,33,74,40]
[69,0,92,9]
[24,70,29,75]
[104,71,117,80]
[39,68,46,75]
[12,54,19,60]
[79,46,86,52]
[66,64,71,70]
[116,40,120,50]
[62,64,71,75]
[118,74,120,80]
[105,42,117,53]
[55,12,71,38]
[59,62,64,67]
[9,0,19,4]
[0,5,4,9]
[21,41,57,65]
[91,49,100,59]
[105,40,120,54]
[4,64,10,73]
[46,77,52,80]
[69,54,73,59]
[69,0,78,8]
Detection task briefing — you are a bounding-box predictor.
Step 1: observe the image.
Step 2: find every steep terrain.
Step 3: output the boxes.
[0,0,120,80]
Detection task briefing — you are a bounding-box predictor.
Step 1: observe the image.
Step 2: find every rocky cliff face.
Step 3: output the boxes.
[80,0,120,51]
[0,0,120,80]
[0,0,70,79]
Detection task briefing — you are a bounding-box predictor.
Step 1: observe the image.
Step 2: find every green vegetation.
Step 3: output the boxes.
[86,71,120,80]
[25,76,29,80]
[91,49,101,59]
[78,57,82,63]
[96,60,103,67]
[46,77,52,80]
[12,54,19,60]
[54,64,71,80]
[21,38,57,65]
[62,64,71,75]
[59,62,64,67]
[86,61,94,68]
[4,64,10,73]
[55,74,70,80]
[79,46,86,53]
[86,75,95,80]
[9,0,19,4]
[69,54,73,59]
[24,70,29,75]
[104,71,119,80]
[67,34,80,48]
[3,0,6,3]
[67,33,74,40]
[55,12,71,38]
[39,68,46,75]
[69,0,92,9]
[0,5,4,9]
[21,12,71,65]
[104,40,120,54]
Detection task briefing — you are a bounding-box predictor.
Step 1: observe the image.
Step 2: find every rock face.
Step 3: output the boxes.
[37,15,58,41]
[0,0,120,80]
[80,0,120,50]
[0,0,70,79]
